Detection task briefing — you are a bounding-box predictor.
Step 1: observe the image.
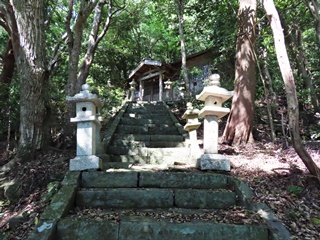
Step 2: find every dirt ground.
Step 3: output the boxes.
[0,141,319,239]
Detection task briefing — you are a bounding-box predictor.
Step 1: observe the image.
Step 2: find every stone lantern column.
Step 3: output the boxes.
[129,79,137,101]
[196,74,233,171]
[66,84,103,171]
[182,102,202,161]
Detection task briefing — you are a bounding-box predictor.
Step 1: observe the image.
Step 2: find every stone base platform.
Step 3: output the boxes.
[196,154,230,171]
[69,155,102,171]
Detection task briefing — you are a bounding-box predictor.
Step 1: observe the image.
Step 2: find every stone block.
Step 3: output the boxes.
[69,155,102,171]
[175,189,236,209]
[118,217,268,240]
[197,154,230,171]
[139,172,228,189]
[76,188,174,209]
[81,171,138,188]
[228,176,254,207]
[56,218,118,240]
[40,185,77,220]
[27,220,57,240]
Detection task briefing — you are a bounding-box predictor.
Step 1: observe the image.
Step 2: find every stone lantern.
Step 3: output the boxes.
[164,79,173,100]
[129,79,137,101]
[182,102,202,160]
[164,79,172,90]
[196,74,233,171]
[66,84,103,171]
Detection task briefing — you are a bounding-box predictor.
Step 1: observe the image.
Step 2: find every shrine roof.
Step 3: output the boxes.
[128,58,178,80]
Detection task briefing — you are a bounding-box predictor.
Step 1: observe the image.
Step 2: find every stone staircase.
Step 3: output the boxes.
[32,171,269,240]
[28,101,290,240]
[103,101,190,167]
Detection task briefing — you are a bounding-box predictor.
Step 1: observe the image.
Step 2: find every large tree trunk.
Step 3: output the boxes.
[263,0,320,178]
[175,0,190,96]
[222,0,257,145]
[6,0,49,159]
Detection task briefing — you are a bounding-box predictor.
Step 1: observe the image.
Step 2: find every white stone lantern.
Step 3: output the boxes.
[164,79,172,90]
[196,74,233,171]
[182,102,202,160]
[66,84,103,171]
[129,79,137,101]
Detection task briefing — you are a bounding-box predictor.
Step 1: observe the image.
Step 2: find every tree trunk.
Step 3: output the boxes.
[281,15,320,113]
[0,38,15,108]
[259,46,276,143]
[6,0,49,159]
[222,0,257,145]
[303,0,320,46]
[263,0,320,178]
[175,0,190,96]
[64,0,99,139]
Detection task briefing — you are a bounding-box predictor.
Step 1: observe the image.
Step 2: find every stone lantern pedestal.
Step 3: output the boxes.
[67,84,103,171]
[196,74,233,171]
[182,102,202,162]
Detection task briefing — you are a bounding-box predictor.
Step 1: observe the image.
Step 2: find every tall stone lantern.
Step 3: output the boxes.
[66,84,103,171]
[196,74,233,171]
[182,102,202,161]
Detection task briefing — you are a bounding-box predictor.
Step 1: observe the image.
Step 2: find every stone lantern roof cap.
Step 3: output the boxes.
[182,102,200,119]
[196,74,233,102]
[66,84,103,107]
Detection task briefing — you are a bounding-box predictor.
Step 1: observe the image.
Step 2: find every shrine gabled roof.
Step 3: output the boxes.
[128,58,178,80]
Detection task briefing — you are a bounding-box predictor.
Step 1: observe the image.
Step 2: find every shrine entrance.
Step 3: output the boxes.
[128,58,178,102]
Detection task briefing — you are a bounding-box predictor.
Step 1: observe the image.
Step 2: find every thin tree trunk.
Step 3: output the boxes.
[281,15,320,113]
[222,0,257,145]
[303,0,320,46]
[259,47,276,143]
[175,0,190,96]
[263,0,320,178]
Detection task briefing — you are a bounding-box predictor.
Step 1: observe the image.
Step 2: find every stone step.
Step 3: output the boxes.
[120,117,173,126]
[123,113,170,119]
[56,217,268,240]
[113,134,185,142]
[106,154,190,165]
[106,146,189,157]
[76,188,236,209]
[115,125,179,135]
[111,140,185,148]
[81,172,229,189]
[125,107,168,114]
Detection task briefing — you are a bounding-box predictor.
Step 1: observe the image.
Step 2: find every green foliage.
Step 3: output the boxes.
[1,0,320,146]
[287,185,303,196]
[312,218,320,225]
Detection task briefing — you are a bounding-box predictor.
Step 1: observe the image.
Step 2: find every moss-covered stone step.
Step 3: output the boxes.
[112,134,185,142]
[115,125,179,134]
[120,117,173,126]
[111,139,185,148]
[81,172,229,189]
[107,154,189,164]
[56,217,268,240]
[123,112,170,119]
[76,188,236,209]
[107,146,189,157]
